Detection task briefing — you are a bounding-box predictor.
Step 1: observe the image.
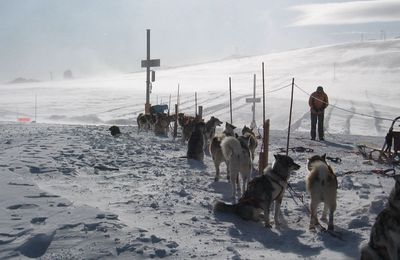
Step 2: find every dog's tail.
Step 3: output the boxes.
[213,200,257,221]
[213,200,237,213]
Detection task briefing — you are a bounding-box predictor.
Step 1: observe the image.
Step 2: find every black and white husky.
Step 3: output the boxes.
[214,154,300,228]
[360,175,400,260]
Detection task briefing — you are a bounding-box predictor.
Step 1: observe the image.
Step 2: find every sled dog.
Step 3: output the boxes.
[187,121,206,162]
[223,122,236,136]
[306,154,338,231]
[241,125,258,161]
[154,113,172,136]
[360,175,400,260]
[214,154,300,227]
[137,113,156,133]
[210,123,237,181]
[178,113,197,143]
[109,125,121,137]
[204,116,223,152]
[220,135,252,200]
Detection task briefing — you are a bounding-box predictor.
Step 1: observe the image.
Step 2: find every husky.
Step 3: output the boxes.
[204,116,223,152]
[214,154,300,227]
[178,113,196,143]
[210,123,237,182]
[187,121,206,162]
[242,125,258,161]
[220,136,252,200]
[223,122,236,137]
[109,125,121,137]
[306,154,338,231]
[137,113,156,133]
[360,175,400,260]
[154,113,172,136]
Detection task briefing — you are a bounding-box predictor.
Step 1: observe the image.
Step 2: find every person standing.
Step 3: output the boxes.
[309,86,329,141]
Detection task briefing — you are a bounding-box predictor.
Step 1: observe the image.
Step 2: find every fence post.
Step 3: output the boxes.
[229,77,233,124]
[286,78,295,155]
[173,104,178,140]
[198,106,203,121]
[195,92,198,116]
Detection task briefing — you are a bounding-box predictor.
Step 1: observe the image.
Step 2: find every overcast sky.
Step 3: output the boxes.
[1,0,400,81]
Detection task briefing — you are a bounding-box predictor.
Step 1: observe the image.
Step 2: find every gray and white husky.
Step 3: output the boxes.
[214,154,300,228]
[306,154,338,231]
[360,175,400,260]
[220,136,252,200]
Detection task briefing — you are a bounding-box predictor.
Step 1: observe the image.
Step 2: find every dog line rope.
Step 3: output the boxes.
[294,84,393,122]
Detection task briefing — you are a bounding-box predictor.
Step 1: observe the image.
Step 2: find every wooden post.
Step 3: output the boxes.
[258,119,270,174]
[286,78,295,156]
[198,106,203,120]
[173,104,178,139]
[229,77,233,124]
[195,92,198,116]
[145,29,151,114]
[168,94,171,116]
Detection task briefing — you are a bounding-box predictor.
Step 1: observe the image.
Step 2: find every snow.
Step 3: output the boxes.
[0,40,399,259]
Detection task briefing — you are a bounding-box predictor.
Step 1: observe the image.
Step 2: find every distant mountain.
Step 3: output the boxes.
[8,77,40,84]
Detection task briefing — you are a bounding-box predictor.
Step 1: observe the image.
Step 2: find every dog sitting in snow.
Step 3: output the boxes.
[220,135,252,200]
[178,113,197,143]
[360,175,400,260]
[214,154,300,227]
[109,126,121,137]
[306,154,338,231]
[187,121,206,162]
[210,122,237,182]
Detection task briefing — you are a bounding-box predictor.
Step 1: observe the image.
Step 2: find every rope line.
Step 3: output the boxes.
[294,84,393,122]
[266,83,292,94]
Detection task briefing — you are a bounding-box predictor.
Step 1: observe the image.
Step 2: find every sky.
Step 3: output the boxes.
[0,0,400,82]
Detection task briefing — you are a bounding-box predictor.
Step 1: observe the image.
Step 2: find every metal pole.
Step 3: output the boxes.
[286,78,295,156]
[145,29,151,112]
[229,77,232,124]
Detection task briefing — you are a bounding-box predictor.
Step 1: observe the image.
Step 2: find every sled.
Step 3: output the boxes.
[381,116,400,165]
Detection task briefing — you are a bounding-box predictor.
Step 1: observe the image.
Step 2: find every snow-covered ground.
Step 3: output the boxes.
[0,40,399,259]
[0,123,397,259]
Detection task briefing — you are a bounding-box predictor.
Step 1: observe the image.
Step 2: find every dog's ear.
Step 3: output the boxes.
[274,154,278,160]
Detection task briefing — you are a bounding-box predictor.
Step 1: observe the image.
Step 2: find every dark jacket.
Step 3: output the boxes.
[309,91,329,114]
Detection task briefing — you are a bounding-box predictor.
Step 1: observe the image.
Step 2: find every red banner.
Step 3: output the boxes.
[17,117,31,122]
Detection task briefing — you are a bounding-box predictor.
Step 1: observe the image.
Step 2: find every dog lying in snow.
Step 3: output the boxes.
[214,154,300,227]
[109,126,121,137]
[306,154,338,231]
[360,174,400,260]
